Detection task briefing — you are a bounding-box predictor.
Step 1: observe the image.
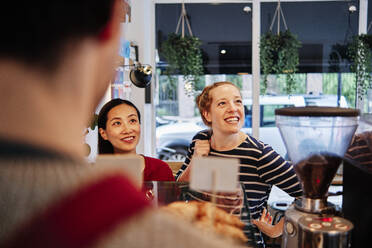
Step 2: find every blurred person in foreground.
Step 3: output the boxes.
[0,1,244,248]
[176,82,302,247]
[98,98,174,181]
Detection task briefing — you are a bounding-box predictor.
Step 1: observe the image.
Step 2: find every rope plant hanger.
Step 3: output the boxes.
[176,3,193,38]
[161,2,203,96]
[269,0,288,35]
[260,0,301,94]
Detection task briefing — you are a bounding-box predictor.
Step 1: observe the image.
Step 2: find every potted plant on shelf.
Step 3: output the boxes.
[347,34,372,101]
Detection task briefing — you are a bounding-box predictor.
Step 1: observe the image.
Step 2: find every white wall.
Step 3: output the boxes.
[122,0,156,156]
[85,0,156,162]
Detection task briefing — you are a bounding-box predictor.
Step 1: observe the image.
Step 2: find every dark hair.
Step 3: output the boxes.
[0,0,116,70]
[97,98,141,154]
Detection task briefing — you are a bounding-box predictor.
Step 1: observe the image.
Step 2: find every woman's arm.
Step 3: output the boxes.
[175,130,211,182]
[175,144,194,182]
[252,217,284,238]
[177,139,210,182]
[177,160,193,182]
[257,144,302,197]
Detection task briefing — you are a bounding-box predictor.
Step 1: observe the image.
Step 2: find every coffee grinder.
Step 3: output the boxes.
[275,107,359,248]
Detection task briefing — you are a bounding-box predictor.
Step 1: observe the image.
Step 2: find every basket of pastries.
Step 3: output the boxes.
[162,201,248,244]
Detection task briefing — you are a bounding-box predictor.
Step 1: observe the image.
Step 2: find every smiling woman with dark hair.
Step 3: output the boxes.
[98,98,174,182]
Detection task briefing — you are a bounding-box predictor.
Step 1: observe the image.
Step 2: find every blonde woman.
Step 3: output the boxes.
[177,81,302,247]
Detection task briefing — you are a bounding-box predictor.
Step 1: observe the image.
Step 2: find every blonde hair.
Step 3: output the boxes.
[196,81,241,126]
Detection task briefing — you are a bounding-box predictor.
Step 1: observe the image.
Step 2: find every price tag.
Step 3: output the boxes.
[190,157,239,192]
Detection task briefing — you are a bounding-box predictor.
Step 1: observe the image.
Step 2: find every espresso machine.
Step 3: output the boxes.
[275,107,359,248]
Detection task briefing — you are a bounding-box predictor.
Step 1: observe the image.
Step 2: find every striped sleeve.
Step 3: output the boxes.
[345,134,372,167]
[257,143,302,197]
[175,130,210,180]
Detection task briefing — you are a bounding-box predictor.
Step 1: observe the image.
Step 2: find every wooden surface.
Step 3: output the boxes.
[166,161,183,177]
[331,174,343,185]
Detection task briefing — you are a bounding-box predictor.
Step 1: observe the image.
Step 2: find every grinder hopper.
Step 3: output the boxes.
[275,107,359,201]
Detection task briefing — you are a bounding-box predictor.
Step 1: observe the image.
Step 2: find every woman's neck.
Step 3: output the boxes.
[114,149,137,155]
[210,131,246,151]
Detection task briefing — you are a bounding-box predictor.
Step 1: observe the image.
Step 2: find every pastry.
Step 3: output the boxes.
[162,201,247,243]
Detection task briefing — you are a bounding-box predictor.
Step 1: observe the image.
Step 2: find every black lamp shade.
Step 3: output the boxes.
[129,65,152,88]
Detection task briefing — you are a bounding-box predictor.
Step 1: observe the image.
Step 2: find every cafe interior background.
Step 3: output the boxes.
[86,0,371,158]
[80,0,372,246]
[85,0,371,204]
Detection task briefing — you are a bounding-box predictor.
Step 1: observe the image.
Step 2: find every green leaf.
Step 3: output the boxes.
[160,33,204,95]
[347,34,372,100]
[260,30,301,94]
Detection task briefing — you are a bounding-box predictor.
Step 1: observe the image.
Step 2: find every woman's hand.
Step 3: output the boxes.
[178,139,210,182]
[251,208,284,238]
[194,140,210,157]
[259,207,272,223]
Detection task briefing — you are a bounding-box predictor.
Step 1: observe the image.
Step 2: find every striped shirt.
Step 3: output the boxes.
[345,132,372,168]
[176,130,302,247]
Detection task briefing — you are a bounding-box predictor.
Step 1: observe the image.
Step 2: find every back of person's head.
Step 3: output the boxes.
[196,81,240,126]
[0,0,116,70]
[97,98,141,154]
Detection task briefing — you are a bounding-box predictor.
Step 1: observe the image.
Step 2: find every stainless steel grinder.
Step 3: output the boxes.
[275,107,359,248]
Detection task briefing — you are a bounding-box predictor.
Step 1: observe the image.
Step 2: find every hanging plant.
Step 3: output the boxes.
[161,33,204,96]
[260,30,301,94]
[347,34,372,100]
[259,1,301,95]
[160,3,204,96]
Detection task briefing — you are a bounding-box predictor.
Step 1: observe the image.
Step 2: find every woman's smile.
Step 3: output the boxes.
[224,116,240,124]
[121,136,136,143]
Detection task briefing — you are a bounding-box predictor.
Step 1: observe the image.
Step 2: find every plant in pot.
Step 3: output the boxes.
[260,30,301,95]
[160,3,203,96]
[259,1,301,95]
[161,33,204,96]
[347,34,372,101]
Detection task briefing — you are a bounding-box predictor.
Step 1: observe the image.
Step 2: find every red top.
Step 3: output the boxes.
[143,156,175,181]
[5,174,150,248]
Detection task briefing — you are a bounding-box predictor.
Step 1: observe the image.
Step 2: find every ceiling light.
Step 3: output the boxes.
[243,6,251,13]
[220,49,226,54]
[349,5,357,13]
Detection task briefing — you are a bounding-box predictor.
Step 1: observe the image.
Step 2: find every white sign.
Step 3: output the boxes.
[95,154,144,188]
[190,157,240,192]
